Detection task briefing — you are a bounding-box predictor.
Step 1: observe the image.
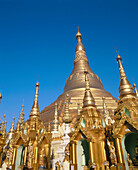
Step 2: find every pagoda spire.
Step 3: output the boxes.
[53,102,59,131]
[133,83,138,98]
[116,52,135,100]
[74,27,88,63]
[7,117,15,143]
[29,81,40,118]
[0,89,2,103]
[2,114,5,124]
[75,27,85,52]
[17,103,25,130]
[63,94,72,124]
[10,117,15,132]
[64,28,104,92]
[83,71,96,109]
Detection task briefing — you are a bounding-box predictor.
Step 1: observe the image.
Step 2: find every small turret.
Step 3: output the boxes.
[133,83,138,98]
[53,102,59,132]
[17,103,25,130]
[29,81,40,118]
[75,27,85,52]
[83,71,96,109]
[0,90,2,103]
[116,52,135,100]
[7,117,15,143]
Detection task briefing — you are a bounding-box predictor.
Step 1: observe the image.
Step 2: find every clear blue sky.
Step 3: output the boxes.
[0,0,138,131]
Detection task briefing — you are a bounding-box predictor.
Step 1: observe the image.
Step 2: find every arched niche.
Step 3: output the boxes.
[81,118,86,128]
[121,132,138,169]
[77,138,90,170]
[123,108,131,117]
[15,144,25,170]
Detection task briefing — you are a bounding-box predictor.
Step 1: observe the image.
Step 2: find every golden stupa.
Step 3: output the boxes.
[40,29,118,126]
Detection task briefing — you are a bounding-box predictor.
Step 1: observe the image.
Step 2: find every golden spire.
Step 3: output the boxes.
[75,27,86,55]
[29,81,40,118]
[53,102,59,131]
[7,117,15,143]
[17,122,20,133]
[116,52,135,99]
[0,89,2,103]
[1,114,5,133]
[17,103,25,130]
[10,117,15,132]
[133,82,138,98]
[64,28,104,92]
[3,121,7,138]
[2,114,6,124]
[83,71,96,108]
[63,94,72,123]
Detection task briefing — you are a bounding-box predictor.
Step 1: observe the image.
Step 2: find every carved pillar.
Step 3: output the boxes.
[100,138,107,170]
[0,147,3,167]
[48,143,51,169]
[35,146,38,164]
[12,146,17,170]
[89,141,94,163]
[101,139,107,162]
[114,136,125,170]
[23,145,27,166]
[33,145,38,170]
[70,141,77,170]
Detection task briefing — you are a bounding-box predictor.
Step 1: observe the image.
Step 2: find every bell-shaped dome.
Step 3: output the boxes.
[64,30,104,92]
[40,29,118,128]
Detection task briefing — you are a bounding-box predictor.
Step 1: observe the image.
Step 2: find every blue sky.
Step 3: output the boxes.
[0,0,138,131]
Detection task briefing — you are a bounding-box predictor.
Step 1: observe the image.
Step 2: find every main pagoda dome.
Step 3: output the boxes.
[40,29,117,127]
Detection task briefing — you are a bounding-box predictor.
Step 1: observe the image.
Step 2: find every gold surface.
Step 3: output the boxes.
[83,71,96,109]
[133,82,138,97]
[30,81,40,118]
[3,82,52,170]
[116,53,135,100]
[63,94,73,123]
[41,30,118,127]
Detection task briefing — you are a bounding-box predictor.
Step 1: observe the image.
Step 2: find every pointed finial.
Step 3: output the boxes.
[116,52,135,99]
[83,71,95,108]
[6,116,15,143]
[78,26,79,32]
[0,90,2,103]
[76,26,82,39]
[17,102,25,130]
[116,51,125,77]
[63,94,72,124]
[0,85,3,103]
[22,99,24,111]
[29,81,40,118]
[37,75,39,82]
[11,117,15,130]
[75,27,85,52]
[3,121,7,137]
[133,82,138,98]
[17,122,20,133]
[2,114,6,124]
